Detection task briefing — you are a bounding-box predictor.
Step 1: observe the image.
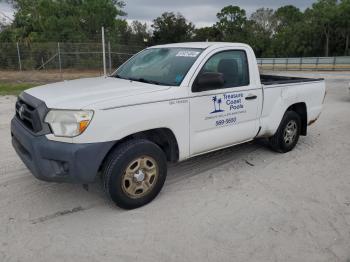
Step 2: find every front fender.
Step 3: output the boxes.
[72,100,190,161]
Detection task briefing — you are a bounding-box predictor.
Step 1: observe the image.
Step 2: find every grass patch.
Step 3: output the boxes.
[0,83,37,96]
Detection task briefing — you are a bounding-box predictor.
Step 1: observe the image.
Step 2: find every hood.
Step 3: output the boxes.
[25,76,171,109]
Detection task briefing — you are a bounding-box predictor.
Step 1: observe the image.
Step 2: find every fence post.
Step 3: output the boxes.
[101,26,107,76]
[333,56,336,71]
[16,42,22,71]
[316,57,319,71]
[41,57,45,70]
[272,58,275,71]
[286,58,289,71]
[108,41,112,74]
[299,57,302,71]
[57,42,62,80]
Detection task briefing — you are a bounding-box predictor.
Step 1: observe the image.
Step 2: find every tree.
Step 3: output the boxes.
[250,8,276,35]
[0,9,14,41]
[216,5,247,42]
[192,26,222,42]
[244,20,271,57]
[270,5,309,57]
[5,0,126,43]
[274,5,303,30]
[0,11,9,32]
[113,19,132,44]
[130,20,151,43]
[79,0,126,38]
[248,8,276,57]
[305,0,338,56]
[152,12,194,44]
[1,0,349,58]
[338,0,350,55]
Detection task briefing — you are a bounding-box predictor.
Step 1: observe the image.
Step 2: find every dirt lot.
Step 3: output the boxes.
[0,72,350,262]
[0,70,102,84]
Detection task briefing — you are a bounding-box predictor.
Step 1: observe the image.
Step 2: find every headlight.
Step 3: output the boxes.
[45,110,94,137]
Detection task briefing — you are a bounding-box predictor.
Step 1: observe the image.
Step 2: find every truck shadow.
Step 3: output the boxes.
[166,139,272,186]
[87,139,273,197]
[23,139,275,220]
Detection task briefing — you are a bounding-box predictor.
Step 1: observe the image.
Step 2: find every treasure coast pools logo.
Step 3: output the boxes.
[210,93,244,114]
[211,96,224,114]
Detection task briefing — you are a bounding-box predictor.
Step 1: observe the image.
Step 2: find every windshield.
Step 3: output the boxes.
[113,48,203,86]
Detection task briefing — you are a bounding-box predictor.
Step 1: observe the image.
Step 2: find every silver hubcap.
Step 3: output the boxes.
[283,120,297,145]
[133,170,145,182]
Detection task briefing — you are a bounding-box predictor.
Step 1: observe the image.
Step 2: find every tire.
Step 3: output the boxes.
[269,111,301,153]
[102,139,167,209]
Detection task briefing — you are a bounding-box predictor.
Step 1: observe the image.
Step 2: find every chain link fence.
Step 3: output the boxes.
[1,42,350,83]
[0,41,144,83]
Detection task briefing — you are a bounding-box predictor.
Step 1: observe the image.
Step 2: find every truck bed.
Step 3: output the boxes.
[260,74,324,86]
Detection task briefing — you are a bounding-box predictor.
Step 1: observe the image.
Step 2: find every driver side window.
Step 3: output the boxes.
[193,50,250,92]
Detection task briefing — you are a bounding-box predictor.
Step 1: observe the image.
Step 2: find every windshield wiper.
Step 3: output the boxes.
[127,77,162,85]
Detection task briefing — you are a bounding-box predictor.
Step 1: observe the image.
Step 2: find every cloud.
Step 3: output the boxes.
[123,0,315,27]
[0,0,316,27]
[0,1,15,24]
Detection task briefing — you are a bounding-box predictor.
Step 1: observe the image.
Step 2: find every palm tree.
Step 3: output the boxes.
[212,96,217,111]
[218,98,222,111]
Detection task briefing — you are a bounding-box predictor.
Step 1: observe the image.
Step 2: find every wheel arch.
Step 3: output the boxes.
[99,128,180,172]
[286,102,307,136]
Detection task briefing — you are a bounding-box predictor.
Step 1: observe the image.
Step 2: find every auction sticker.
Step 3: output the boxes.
[176,51,200,57]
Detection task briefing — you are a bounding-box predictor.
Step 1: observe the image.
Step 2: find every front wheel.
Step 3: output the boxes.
[269,111,301,153]
[102,139,167,209]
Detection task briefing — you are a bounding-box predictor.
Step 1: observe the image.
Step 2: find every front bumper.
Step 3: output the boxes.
[11,117,114,184]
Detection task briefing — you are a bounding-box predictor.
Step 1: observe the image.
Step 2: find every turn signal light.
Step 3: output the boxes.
[79,120,90,133]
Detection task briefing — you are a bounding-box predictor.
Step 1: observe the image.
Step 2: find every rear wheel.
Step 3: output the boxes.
[102,139,167,209]
[269,111,301,153]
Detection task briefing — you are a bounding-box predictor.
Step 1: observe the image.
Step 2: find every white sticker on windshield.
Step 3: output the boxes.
[176,51,200,57]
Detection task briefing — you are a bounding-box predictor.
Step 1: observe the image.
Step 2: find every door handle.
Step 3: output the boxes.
[245,94,257,100]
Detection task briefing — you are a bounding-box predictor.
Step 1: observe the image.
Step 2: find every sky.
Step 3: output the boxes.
[0,0,316,28]
[124,0,316,27]
[0,1,14,24]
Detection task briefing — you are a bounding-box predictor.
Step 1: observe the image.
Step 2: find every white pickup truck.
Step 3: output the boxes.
[11,42,326,209]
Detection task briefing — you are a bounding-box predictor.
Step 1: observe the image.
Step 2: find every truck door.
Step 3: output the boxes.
[189,49,262,155]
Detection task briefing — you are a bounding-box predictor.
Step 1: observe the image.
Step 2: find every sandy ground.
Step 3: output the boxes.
[0,72,350,262]
[0,70,102,84]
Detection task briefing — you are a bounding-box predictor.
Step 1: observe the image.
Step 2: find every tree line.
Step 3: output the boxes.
[0,0,349,58]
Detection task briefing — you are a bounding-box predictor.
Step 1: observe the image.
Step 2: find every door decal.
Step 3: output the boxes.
[205,92,247,128]
[208,93,246,115]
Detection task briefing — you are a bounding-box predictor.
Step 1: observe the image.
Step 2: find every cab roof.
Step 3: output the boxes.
[149,42,249,50]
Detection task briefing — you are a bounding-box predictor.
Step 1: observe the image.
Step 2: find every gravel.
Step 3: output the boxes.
[0,72,350,262]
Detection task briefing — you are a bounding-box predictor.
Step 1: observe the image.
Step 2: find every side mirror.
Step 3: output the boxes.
[194,72,224,92]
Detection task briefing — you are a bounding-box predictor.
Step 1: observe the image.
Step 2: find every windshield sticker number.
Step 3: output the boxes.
[176,51,200,57]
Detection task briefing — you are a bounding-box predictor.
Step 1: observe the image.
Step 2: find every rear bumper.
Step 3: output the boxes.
[11,117,114,184]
